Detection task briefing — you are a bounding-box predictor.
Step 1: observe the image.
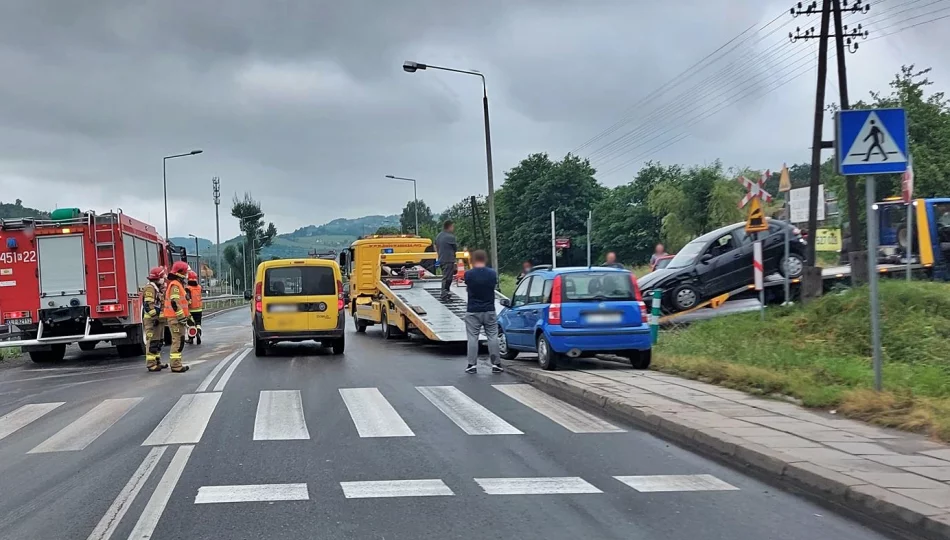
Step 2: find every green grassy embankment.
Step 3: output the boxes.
[655,280,950,441]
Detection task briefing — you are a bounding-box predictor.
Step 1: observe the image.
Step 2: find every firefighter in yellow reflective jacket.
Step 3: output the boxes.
[186,270,203,345]
[143,266,168,372]
[162,261,192,372]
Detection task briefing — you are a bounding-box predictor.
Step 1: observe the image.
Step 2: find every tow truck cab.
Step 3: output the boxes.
[0,209,177,362]
[877,197,950,280]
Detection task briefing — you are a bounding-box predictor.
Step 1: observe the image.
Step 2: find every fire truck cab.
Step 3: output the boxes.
[0,209,179,362]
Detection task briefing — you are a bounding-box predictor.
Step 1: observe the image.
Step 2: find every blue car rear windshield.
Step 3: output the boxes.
[562,272,634,301]
[265,266,336,296]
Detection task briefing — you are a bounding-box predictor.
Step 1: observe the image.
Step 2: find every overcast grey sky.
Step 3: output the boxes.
[0,0,946,241]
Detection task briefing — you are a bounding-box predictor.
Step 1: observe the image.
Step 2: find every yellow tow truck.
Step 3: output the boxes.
[339,235,506,341]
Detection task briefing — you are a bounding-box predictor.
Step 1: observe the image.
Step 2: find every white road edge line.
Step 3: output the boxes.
[126,445,194,540]
[195,483,310,504]
[474,477,602,495]
[212,348,251,392]
[339,388,414,438]
[253,390,311,441]
[195,349,242,392]
[86,446,167,540]
[339,479,454,499]
[614,474,740,492]
[29,398,142,453]
[0,402,64,441]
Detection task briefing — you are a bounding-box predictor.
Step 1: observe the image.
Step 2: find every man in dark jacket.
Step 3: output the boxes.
[435,220,457,301]
[463,250,502,373]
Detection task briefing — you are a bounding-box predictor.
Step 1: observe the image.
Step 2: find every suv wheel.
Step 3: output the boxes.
[536,334,560,371]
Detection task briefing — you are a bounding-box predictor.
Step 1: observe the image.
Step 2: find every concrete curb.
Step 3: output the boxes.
[505,363,950,540]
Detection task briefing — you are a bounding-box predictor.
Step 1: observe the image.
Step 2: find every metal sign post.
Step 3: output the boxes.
[753,237,764,321]
[779,164,792,305]
[586,210,592,268]
[550,211,557,269]
[903,155,914,281]
[740,171,771,320]
[837,107,909,392]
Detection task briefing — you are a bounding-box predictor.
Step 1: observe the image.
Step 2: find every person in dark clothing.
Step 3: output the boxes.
[516,260,533,283]
[463,250,502,374]
[602,251,624,269]
[435,220,458,301]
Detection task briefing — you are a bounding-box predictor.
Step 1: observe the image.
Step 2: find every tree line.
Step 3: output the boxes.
[388,65,949,271]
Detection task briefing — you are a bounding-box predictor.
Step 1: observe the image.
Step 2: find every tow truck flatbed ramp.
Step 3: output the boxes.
[379,278,506,342]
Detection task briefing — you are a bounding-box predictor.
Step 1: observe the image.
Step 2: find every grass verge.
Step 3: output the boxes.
[655,280,950,441]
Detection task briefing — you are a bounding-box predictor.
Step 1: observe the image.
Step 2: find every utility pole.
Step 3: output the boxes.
[789,0,869,294]
[212,177,221,290]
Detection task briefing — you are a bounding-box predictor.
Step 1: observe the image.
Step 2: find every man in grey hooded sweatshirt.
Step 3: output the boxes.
[435,220,457,301]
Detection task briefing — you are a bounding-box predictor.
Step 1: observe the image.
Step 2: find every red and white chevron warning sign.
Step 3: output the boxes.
[753,241,764,291]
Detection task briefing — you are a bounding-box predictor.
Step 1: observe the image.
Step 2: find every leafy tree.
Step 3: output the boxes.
[592,162,672,265]
[374,226,401,235]
[648,161,740,251]
[439,196,490,252]
[496,153,557,268]
[399,200,436,234]
[231,192,277,283]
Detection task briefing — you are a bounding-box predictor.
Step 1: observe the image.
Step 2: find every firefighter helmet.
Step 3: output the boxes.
[187,270,198,281]
[147,266,166,281]
[170,261,190,278]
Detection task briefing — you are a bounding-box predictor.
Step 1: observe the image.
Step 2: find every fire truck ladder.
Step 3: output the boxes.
[94,212,119,304]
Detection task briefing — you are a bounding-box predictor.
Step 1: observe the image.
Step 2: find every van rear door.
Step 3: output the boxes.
[262,263,338,332]
[558,271,643,328]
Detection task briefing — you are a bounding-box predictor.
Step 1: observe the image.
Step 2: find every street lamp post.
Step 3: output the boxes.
[385,175,419,234]
[188,234,200,282]
[403,61,499,269]
[239,212,264,290]
[162,150,203,241]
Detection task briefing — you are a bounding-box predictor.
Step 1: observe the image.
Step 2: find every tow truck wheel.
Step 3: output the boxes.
[381,312,395,340]
[355,317,368,333]
[78,341,98,352]
[29,344,66,363]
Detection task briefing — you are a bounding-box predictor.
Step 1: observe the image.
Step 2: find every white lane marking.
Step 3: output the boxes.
[474,477,602,495]
[195,349,241,392]
[212,348,251,392]
[126,445,193,540]
[29,398,142,453]
[253,390,310,441]
[0,402,64,441]
[614,474,740,492]
[416,386,522,435]
[86,446,167,540]
[492,384,625,433]
[339,388,414,438]
[195,483,309,504]
[142,393,221,446]
[340,479,454,499]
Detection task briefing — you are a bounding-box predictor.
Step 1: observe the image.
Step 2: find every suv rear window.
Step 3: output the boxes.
[562,272,634,301]
[265,266,336,296]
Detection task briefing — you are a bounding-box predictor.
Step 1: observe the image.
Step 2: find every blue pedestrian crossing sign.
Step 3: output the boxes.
[836,108,908,176]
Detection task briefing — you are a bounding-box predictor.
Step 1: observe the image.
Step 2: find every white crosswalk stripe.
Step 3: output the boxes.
[474,477,602,495]
[614,474,739,492]
[142,393,221,446]
[253,390,310,441]
[339,479,454,499]
[339,388,414,438]
[416,385,523,435]
[493,384,624,433]
[195,484,310,504]
[0,402,64,442]
[29,398,142,453]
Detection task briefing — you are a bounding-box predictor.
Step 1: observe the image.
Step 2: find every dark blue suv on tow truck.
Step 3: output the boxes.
[498,267,652,371]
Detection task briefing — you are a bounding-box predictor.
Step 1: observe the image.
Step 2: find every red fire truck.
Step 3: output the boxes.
[0,209,186,363]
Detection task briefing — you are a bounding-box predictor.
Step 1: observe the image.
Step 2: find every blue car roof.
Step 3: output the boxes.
[526,266,631,278]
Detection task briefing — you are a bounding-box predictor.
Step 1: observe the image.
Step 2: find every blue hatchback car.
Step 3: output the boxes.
[498,267,652,371]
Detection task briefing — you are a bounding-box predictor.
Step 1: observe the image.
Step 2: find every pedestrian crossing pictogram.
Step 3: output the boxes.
[837,108,908,176]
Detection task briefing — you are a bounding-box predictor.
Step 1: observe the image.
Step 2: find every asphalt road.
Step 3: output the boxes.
[0,308,899,540]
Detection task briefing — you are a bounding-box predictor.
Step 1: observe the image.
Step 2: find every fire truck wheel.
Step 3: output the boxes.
[116,343,144,358]
[29,344,66,363]
[78,341,98,352]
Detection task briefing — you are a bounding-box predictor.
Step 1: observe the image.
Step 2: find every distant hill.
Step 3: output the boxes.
[0,200,50,220]
[197,214,400,260]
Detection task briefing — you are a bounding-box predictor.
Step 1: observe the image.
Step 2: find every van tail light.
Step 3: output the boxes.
[254,282,263,313]
[336,280,344,311]
[630,274,648,321]
[548,275,562,325]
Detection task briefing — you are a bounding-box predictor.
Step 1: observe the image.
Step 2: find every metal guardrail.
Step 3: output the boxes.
[201,295,248,312]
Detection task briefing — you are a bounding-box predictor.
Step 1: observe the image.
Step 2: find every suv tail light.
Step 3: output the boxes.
[630,274,648,320]
[548,275,562,325]
[254,282,263,313]
[336,279,344,311]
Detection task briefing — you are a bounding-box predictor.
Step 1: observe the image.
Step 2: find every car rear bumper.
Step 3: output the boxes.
[253,313,345,341]
[546,326,651,353]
